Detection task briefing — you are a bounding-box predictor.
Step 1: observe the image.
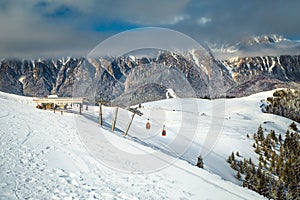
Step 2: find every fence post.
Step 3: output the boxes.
[99,102,102,126]
[124,113,135,136]
[111,107,119,131]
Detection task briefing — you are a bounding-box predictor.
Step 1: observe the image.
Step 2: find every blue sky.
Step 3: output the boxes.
[0,0,299,57]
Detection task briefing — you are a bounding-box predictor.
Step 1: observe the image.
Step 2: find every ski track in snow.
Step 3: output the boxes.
[0,91,289,199]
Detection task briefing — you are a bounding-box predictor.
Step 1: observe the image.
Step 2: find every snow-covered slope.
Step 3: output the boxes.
[1,90,289,199]
[109,90,294,181]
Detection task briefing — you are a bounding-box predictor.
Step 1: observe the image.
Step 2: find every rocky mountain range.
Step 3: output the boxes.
[1,35,300,107]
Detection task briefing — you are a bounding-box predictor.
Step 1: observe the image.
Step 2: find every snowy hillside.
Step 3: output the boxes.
[1,90,293,199]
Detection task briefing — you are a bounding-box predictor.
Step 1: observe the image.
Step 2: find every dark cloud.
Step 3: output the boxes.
[178,0,300,42]
[0,0,299,57]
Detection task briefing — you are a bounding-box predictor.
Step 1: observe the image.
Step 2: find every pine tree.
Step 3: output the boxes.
[263,159,267,169]
[242,180,248,188]
[287,181,299,200]
[196,155,204,168]
[289,122,298,131]
[284,130,290,147]
[227,155,232,164]
[243,158,248,170]
[248,158,253,165]
[258,171,267,196]
[230,160,237,170]
[279,145,284,157]
[279,133,283,143]
[270,180,278,200]
[251,163,256,174]
[257,162,262,179]
[244,168,251,182]
[255,144,260,154]
[236,171,241,180]
[270,156,275,172]
[253,133,257,141]
[276,181,286,200]
[293,158,300,185]
[239,161,245,174]
[270,129,277,143]
[257,125,265,141]
[264,176,272,199]
[231,152,235,161]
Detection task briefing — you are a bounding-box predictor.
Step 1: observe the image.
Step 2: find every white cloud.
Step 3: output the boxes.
[197,17,212,26]
[164,15,189,25]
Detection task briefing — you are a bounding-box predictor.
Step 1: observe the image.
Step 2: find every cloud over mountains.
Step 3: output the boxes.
[0,0,299,57]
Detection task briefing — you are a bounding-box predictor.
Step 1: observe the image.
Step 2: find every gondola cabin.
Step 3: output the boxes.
[146,119,151,130]
[162,125,166,136]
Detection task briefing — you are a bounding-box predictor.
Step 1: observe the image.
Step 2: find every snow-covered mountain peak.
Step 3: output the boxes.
[240,34,287,46]
[208,34,287,54]
[208,34,300,60]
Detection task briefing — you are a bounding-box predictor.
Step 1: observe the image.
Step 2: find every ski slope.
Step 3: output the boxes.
[0,90,291,199]
[84,90,293,183]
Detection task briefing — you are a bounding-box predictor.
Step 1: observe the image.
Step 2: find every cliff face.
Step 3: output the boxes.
[221,55,300,82]
[1,51,300,106]
[0,57,126,101]
[221,55,300,97]
[0,59,59,96]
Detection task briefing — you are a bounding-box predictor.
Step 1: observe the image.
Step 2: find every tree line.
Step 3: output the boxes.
[265,89,300,123]
[228,123,300,199]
